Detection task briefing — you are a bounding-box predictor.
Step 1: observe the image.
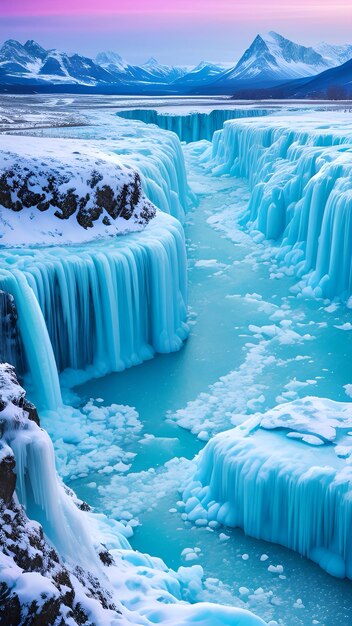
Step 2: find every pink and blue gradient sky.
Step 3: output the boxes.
[1,0,352,64]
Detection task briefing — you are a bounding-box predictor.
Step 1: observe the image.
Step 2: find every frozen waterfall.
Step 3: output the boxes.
[117,108,270,143]
[0,213,188,410]
[208,113,352,300]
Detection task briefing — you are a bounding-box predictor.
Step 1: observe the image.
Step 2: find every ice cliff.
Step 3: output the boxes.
[183,397,352,580]
[0,129,190,408]
[207,113,352,300]
[117,108,269,143]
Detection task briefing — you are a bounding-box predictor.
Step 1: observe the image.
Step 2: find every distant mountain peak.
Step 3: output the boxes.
[214,31,331,89]
[23,39,46,57]
[143,57,159,68]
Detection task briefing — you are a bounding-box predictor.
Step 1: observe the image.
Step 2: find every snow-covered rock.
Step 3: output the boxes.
[0,135,156,245]
[0,364,267,625]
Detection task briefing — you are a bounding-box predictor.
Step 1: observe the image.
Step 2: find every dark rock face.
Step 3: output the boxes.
[0,291,25,376]
[0,455,16,504]
[0,159,156,231]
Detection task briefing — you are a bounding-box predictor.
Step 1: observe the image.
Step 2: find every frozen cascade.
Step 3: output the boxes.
[0,213,188,410]
[183,397,352,580]
[208,113,352,299]
[0,364,268,624]
[0,364,103,571]
[117,108,269,143]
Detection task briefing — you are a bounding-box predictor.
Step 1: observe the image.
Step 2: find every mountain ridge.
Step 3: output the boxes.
[0,34,351,96]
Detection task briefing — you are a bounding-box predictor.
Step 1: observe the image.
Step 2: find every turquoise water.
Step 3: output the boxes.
[71,141,352,625]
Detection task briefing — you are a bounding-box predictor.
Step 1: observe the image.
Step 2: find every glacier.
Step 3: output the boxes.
[2,97,352,624]
[205,112,352,300]
[117,108,269,143]
[183,397,352,580]
[0,122,191,408]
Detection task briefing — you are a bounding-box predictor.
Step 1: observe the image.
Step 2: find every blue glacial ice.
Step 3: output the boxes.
[116,107,270,143]
[205,112,352,300]
[0,211,188,410]
[17,114,191,222]
[183,397,352,580]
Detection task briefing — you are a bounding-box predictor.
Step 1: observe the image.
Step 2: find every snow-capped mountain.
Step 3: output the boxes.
[213,31,332,91]
[0,40,113,86]
[0,39,188,89]
[173,61,225,88]
[1,34,352,94]
[268,57,352,99]
[315,42,352,67]
[139,57,187,83]
[95,51,129,74]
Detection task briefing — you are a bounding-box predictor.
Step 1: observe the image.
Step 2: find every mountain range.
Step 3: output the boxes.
[0,33,352,98]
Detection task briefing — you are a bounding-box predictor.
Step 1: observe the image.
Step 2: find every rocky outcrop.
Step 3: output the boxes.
[0,364,120,626]
[0,160,155,230]
[0,291,24,375]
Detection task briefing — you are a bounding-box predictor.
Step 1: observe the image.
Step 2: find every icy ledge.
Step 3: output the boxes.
[0,363,267,626]
[0,211,189,410]
[207,113,352,300]
[13,114,191,223]
[117,108,269,143]
[183,396,352,579]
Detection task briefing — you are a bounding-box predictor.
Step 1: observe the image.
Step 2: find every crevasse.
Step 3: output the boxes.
[117,108,269,143]
[208,114,352,300]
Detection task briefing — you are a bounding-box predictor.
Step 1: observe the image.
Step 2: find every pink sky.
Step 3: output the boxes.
[2,0,352,19]
[1,0,351,64]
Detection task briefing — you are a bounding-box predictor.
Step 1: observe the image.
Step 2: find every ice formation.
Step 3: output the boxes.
[207,113,352,299]
[117,108,269,143]
[183,397,352,579]
[0,211,188,409]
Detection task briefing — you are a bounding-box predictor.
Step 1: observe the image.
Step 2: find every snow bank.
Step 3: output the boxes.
[208,112,352,300]
[183,396,352,579]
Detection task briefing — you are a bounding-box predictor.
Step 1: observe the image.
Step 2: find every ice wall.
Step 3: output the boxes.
[0,212,188,410]
[209,113,352,300]
[117,108,269,143]
[183,397,352,579]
